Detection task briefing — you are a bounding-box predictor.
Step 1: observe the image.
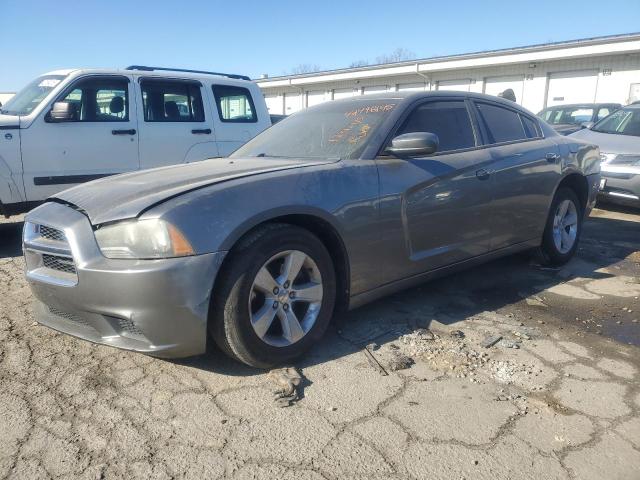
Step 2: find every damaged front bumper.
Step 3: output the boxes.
[23,202,226,358]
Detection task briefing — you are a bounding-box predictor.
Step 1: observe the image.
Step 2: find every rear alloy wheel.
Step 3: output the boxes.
[210,224,336,368]
[551,199,579,254]
[535,187,582,266]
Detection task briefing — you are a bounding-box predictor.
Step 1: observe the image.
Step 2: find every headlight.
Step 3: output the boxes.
[95,219,194,259]
[600,153,617,164]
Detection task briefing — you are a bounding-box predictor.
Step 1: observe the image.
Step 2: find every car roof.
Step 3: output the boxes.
[541,103,621,109]
[42,67,254,85]
[327,90,534,112]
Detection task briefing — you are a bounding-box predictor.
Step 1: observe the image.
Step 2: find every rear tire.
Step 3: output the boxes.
[210,224,336,368]
[534,187,582,266]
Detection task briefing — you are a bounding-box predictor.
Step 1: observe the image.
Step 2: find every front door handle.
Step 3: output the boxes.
[476,168,491,180]
[546,152,561,162]
[112,129,136,135]
[192,128,212,135]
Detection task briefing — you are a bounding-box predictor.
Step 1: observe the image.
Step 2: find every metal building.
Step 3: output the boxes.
[256,32,640,116]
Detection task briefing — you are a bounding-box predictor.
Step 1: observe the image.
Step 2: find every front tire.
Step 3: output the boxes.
[534,187,582,266]
[210,224,336,368]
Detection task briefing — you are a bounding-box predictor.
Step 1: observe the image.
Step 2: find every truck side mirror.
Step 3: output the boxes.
[581,121,594,130]
[385,132,439,158]
[47,102,77,122]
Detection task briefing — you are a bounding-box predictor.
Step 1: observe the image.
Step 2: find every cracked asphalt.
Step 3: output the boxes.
[1,206,639,480]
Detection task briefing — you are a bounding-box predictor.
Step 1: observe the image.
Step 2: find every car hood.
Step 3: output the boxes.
[569,129,640,154]
[0,113,20,129]
[52,157,335,225]
[552,124,582,136]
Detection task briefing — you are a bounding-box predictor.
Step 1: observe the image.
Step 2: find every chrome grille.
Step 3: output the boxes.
[38,225,66,242]
[42,254,77,275]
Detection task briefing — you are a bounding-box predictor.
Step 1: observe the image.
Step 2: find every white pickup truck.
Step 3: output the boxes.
[0,66,271,217]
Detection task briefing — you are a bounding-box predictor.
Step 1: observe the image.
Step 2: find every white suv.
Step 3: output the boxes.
[0,66,271,216]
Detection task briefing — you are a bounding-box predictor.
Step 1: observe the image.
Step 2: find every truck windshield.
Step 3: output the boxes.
[538,106,594,125]
[231,99,398,160]
[591,108,640,137]
[0,74,67,116]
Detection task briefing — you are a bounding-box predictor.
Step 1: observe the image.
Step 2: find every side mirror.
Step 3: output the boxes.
[386,132,439,157]
[581,121,594,130]
[47,102,77,122]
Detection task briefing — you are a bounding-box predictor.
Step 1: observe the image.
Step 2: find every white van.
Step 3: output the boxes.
[0,66,271,216]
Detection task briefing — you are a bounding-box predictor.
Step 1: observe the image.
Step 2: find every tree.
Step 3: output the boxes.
[374,47,415,64]
[289,63,323,75]
[349,60,369,68]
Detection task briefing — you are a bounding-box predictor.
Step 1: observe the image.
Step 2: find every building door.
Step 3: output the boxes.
[307,90,326,108]
[284,93,302,114]
[484,75,524,104]
[546,71,598,107]
[437,79,471,92]
[264,94,283,115]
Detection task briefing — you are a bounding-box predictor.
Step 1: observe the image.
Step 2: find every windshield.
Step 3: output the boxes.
[0,74,67,116]
[231,99,398,159]
[538,106,594,125]
[592,108,640,136]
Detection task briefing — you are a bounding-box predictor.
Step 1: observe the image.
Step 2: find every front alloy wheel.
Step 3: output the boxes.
[249,250,323,347]
[210,224,336,368]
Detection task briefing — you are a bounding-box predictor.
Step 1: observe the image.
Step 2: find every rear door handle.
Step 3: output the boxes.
[476,168,492,180]
[112,129,136,135]
[546,152,561,162]
[192,128,212,135]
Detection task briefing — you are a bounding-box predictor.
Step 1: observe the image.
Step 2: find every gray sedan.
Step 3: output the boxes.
[23,92,600,368]
[570,104,640,207]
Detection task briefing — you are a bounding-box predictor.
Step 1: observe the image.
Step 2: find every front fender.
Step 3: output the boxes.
[142,160,382,295]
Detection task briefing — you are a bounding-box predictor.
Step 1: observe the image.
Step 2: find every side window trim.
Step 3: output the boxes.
[211,84,258,123]
[50,74,131,123]
[519,113,543,139]
[377,97,479,157]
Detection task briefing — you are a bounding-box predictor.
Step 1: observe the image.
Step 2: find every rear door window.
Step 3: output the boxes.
[520,115,542,139]
[475,102,527,144]
[140,80,205,122]
[212,85,257,123]
[395,100,476,152]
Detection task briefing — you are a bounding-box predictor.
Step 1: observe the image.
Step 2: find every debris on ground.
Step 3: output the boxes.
[450,329,465,339]
[363,344,389,376]
[500,339,521,349]
[267,367,303,407]
[489,360,544,388]
[481,335,503,348]
[387,352,414,371]
[396,328,489,379]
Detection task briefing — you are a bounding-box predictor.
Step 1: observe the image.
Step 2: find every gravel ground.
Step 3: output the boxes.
[1,206,639,480]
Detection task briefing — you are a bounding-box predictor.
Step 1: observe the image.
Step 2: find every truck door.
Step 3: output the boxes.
[209,83,266,156]
[137,78,218,169]
[20,75,139,201]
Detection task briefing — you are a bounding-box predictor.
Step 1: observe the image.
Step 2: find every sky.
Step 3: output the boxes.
[1,0,639,92]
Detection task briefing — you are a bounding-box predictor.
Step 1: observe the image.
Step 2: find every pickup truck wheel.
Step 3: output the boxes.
[534,187,582,266]
[210,224,336,368]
